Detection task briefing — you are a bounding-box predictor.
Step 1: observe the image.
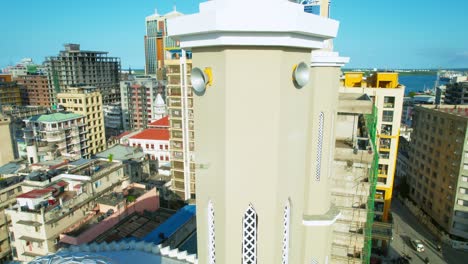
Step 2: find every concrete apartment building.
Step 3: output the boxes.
[16,75,50,107]
[45,44,121,105]
[6,159,125,262]
[340,72,404,251]
[168,0,352,262]
[23,112,87,163]
[103,102,123,138]
[166,57,195,201]
[331,93,378,263]
[0,74,22,107]
[444,79,468,104]
[0,175,25,263]
[120,75,166,131]
[57,86,106,156]
[145,8,183,75]
[0,114,15,166]
[408,105,468,246]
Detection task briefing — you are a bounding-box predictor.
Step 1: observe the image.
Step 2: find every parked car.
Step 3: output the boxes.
[411,239,425,252]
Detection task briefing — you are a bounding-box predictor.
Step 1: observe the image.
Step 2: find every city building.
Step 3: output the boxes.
[0,174,25,262]
[95,144,150,183]
[57,86,106,156]
[103,102,123,138]
[144,8,183,75]
[168,0,349,263]
[120,75,166,131]
[340,71,405,251]
[1,58,47,79]
[0,113,15,166]
[408,105,468,245]
[23,112,87,163]
[1,106,48,160]
[444,79,468,105]
[0,74,22,107]
[45,44,121,105]
[166,57,195,201]
[16,74,50,107]
[128,126,170,169]
[6,159,126,262]
[331,93,380,263]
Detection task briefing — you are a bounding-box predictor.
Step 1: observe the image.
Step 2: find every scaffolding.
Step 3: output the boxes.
[362,106,379,264]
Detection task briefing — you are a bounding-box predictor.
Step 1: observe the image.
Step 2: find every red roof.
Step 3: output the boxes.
[148,116,169,128]
[17,188,55,199]
[130,128,170,141]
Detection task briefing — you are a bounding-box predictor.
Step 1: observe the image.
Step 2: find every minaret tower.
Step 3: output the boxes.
[168,0,348,263]
[153,93,167,120]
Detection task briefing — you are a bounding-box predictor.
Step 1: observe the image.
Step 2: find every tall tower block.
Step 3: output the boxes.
[169,0,348,263]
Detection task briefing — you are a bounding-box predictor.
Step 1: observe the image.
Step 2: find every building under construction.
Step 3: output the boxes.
[331,93,380,263]
[45,44,121,105]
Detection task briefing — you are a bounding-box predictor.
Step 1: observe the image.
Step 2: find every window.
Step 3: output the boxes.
[383,96,395,108]
[316,112,324,181]
[94,180,102,188]
[208,201,216,264]
[382,110,394,122]
[282,200,291,264]
[242,204,257,264]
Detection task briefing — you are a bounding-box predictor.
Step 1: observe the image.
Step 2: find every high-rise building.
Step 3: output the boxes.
[23,112,87,163]
[45,44,121,105]
[331,93,378,263]
[408,105,468,244]
[340,72,405,251]
[103,102,123,138]
[0,113,15,166]
[166,57,195,201]
[57,86,106,156]
[168,0,348,263]
[120,76,166,131]
[16,74,50,107]
[0,74,22,107]
[144,8,183,75]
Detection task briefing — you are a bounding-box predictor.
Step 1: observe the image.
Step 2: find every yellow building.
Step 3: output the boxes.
[340,72,405,251]
[57,86,106,156]
[166,58,195,201]
[0,114,15,166]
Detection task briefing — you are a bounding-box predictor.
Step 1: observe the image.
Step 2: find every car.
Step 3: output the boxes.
[411,239,425,252]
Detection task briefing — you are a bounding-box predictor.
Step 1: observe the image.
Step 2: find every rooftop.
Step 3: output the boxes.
[0,161,24,175]
[149,116,169,128]
[142,205,196,244]
[27,112,83,123]
[130,129,170,141]
[95,145,146,161]
[17,187,54,199]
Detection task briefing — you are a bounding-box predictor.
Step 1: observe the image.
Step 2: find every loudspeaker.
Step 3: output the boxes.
[293,62,310,88]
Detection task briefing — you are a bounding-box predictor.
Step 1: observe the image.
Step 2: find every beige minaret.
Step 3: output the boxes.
[169,0,348,263]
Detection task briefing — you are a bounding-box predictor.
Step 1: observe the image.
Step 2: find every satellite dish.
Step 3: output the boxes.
[292,62,310,88]
[191,67,213,95]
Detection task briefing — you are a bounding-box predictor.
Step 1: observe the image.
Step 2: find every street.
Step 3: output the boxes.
[388,198,468,264]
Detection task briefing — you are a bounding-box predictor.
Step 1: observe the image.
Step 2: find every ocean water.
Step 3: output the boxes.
[398,74,447,96]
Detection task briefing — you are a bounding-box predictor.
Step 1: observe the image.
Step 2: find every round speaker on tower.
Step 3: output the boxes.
[292,61,310,89]
[191,67,213,95]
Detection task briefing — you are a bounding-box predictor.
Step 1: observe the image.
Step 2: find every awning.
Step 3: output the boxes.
[16,220,42,227]
[18,236,44,243]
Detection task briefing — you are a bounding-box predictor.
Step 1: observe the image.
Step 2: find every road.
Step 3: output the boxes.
[388,198,468,264]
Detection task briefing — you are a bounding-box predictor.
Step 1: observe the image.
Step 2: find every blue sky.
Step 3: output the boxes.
[0,0,466,69]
